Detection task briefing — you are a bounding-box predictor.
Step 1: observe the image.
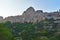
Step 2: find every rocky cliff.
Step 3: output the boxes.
[3,7,45,23]
[0,7,60,23]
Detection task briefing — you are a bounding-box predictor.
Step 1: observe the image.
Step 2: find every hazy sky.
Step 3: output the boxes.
[0,0,60,17]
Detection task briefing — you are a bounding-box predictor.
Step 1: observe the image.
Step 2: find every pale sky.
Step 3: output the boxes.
[0,0,60,17]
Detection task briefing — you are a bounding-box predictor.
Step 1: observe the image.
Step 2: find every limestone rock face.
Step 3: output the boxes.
[1,7,60,23]
[22,7,36,22]
[22,7,45,23]
[3,7,45,23]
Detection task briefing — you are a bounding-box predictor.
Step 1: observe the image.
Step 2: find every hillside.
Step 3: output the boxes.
[0,7,60,23]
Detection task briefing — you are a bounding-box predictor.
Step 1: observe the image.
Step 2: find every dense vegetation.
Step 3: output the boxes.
[0,19,60,40]
[0,23,14,40]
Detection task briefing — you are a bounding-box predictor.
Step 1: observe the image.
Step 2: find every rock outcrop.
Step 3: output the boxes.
[3,7,45,23]
[0,7,60,23]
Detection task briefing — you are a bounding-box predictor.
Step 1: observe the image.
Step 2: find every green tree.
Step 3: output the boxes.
[0,23,14,40]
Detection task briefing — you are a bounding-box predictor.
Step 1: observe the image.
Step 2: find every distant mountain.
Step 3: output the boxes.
[0,7,60,23]
[1,7,45,23]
